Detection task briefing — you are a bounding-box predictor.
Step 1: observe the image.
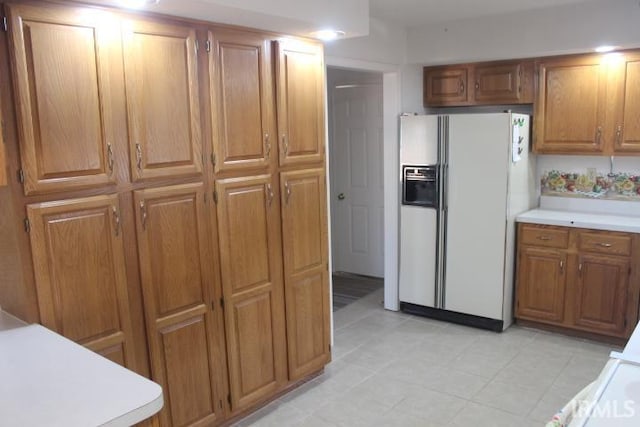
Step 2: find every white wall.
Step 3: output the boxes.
[407,0,640,65]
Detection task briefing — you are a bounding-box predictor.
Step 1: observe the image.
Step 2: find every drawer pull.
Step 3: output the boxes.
[537,235,552,241]
[560,260,564,273]
[596,242,612,248]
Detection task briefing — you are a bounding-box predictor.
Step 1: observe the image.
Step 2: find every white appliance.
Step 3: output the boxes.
[398,113,536,331]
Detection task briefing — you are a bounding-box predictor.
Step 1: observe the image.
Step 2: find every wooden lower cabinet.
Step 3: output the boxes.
[215,175,287,413]
[516,223,639,339]
[134,183,225,427]
[280,169,331,380]
[573,254,630,337]
[516,247,567,323]
[27,195,136,367]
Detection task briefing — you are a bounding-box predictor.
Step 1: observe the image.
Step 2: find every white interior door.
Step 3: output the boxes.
[330,83,384,277]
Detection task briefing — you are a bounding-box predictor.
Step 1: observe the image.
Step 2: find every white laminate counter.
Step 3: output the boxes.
[517,209,640,233]
[0,310,163,427]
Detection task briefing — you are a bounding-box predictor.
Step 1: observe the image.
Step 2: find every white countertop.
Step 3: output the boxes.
[0,310,163,427]
[517,208,640,233]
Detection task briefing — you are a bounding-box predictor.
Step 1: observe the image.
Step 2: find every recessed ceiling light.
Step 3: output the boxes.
[311,29,345,42]
[595,45,617,53]
[119,0,159,9]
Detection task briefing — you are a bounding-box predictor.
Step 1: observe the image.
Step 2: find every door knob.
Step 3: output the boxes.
[337,193,345,200]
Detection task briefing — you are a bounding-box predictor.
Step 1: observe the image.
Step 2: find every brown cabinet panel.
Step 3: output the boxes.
[275,39,325,166]
[573,255,630,337]
[516,247,567,323]
[280,169,330,379]
[27,195,136,368]
[615,54,640,153]
[215,175,287,412]
[474,63,522,103]
[123,19,203,181]
[210,28,275,172]
[578,231,632,256]
[520,225,569,249]
[134,183,222,427]
[6,3,121,194]
[424,67,469,105]
[0,107,6,186]
[534,56,608,153]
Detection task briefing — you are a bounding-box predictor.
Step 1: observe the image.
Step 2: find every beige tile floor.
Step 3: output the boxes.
[234,289,618,426]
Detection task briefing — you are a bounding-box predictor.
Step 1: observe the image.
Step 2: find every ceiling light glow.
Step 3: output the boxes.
[312,29,345,42]
[119,0,159,9]
[595,45,617,53]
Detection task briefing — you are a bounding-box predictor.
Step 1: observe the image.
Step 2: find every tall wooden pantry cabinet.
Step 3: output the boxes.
[0,1,331,426]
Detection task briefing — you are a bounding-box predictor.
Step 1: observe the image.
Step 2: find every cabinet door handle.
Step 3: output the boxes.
[475,81,480,90]
[266,183,274,206]
[264,133,271,160]
[459,79,465,93]
[282,134,289,155]
[537,235,552,241]
[578,262,582,276]
[615,125,623,146]
[284,182,291,204]
[135,143,143,172]
[139,201,147,230]
[560,260,564,273]
[595,126,602,145]
[112,206,121,237]
[596,242,612,248]
[107,142,114,175]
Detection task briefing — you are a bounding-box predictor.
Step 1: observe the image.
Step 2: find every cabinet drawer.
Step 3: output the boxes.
[520,225,569,248]
[578,232,631,256]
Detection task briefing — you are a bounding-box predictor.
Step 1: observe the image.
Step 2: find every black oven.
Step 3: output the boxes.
[402,165,438,208]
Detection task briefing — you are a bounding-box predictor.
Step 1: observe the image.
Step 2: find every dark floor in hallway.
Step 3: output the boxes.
[332,273,383,311]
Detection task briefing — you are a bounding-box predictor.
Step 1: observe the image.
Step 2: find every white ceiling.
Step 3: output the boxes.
[370,0,604,27]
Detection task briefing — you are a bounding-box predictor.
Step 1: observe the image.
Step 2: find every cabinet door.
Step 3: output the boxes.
[573,254,630,337]
[210,28,275,172]
[516,247,567,323]
[134,184,223,427]
[612,53,640,153]
[280,169,330,380]
[6,3,120,194]
[473,62,522,103]
[27,195,135,368]
[0,107,5,187]
[123,20,203,181]
[215,175,287,412]
[275,39,325,166]
[534,56,608,153]
[424,66,469,105]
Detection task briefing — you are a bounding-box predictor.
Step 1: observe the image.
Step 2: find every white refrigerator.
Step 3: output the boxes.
[398,113,536,331]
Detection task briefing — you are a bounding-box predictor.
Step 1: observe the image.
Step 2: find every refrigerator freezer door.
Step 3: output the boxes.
[400,115,439,165]
[443,113,511,320]
[399,205,438,307]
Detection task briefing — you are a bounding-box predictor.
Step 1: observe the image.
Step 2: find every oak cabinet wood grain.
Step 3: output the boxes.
[6,3,122,194]
[123,19,203,181]
[516,223,639,340]
[134,183,225,427]
[280,168,331,380]
[27,194,136,368]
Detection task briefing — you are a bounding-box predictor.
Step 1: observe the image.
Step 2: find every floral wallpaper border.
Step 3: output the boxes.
[541,170,640,201]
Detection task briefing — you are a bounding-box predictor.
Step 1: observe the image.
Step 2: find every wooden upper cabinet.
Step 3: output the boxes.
[534,55,608,153]
[424,66,469,105]
[424,61,533,106]
[215,175,287,412]
[609,52,640,153]
[209,28,275,173]
[123,19,203,181]
[6,3,121,194]
[280,169,330,380]
[134,183,223,427]
[474,62,526,103]
[573,254,630,337]
[275,39,325,166]
[27,195,136,368]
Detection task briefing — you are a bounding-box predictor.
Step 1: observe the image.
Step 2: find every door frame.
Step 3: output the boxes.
[324,56,401,313]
